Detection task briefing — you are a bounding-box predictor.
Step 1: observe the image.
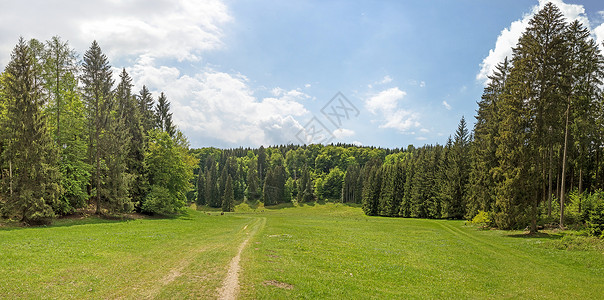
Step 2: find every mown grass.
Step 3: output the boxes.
[0,209,255,299]
[1,203,604,299]
[239,203,604,299]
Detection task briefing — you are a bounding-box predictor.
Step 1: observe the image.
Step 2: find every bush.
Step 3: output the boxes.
[588,201,604,238]
[142,185,186,215]
[469,210,492,229]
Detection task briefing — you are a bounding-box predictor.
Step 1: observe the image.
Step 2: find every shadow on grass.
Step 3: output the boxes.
[265,203,295,210]
[506,232,563,240]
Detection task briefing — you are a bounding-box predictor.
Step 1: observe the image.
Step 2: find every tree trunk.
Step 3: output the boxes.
[547,145,553,217]
[56,51,60,152]
[560,102,570,229]
[95,101,101,215]
[531,189,538,233]
[9,159,12,196]
[578,168,583,214]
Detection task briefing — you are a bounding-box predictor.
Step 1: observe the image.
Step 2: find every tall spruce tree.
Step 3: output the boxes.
[81,41,114,214]
[2,38,61,224]
[137,85,155,133]
[155,92,175,137]
[115,68,145,210]
[467,59,509,218]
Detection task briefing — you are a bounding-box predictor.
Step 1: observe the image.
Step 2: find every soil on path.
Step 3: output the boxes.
[218,217,265,300]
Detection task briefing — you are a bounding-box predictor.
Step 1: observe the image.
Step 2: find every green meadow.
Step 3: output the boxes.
[1,203,603,299]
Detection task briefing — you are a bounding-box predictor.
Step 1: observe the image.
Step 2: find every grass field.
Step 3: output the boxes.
[1,203,604,299]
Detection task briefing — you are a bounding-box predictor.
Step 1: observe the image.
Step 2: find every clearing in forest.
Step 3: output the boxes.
[1,203,603,299]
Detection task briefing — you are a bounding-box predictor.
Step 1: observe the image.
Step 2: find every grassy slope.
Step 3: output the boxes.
[1,204,603,299]
[0,210,254,299]
[239,203,604,299]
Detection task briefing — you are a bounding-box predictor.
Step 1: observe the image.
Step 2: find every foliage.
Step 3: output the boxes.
[142,130,196,215]
[468,210,492,229]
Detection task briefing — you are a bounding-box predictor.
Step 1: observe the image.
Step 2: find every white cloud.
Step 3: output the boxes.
[0,0,231,67]
[419,81,426,88]
[442,100,452,110]
[366,87,406,114]
[594,23,604,49]
[126,58,309,147]
[477,0,593,85]
[0,0,318,147]
[365,87,420,133]
[333,128,355,139]
[420,128,430,133]
[304,83,311,88]
[352,141,363,146]
[416,136,427,141]
[379,75,393,84]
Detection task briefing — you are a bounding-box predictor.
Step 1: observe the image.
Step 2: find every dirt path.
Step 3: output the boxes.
[218,217,265,300]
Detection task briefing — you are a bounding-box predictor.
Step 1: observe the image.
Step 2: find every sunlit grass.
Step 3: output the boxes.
[1,203,603,299]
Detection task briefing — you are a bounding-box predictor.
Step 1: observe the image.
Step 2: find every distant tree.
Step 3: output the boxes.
[342,164,361,203]
[222,175,234,212]
[196,169,206,205]
[321,167,344,200]
[246,159,261,201]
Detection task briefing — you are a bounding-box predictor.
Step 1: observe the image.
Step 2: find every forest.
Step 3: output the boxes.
[1,3,603,238]
[193,3,604,236]
[0,37,197,224]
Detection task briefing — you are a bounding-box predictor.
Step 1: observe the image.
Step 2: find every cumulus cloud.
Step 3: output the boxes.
[442,100,452,110]
[0,0,231,66]
[333,128,355,139]
[0,0,314,147]
[125,58,309,147]
[477,0,595,85]
[365,87,420,133]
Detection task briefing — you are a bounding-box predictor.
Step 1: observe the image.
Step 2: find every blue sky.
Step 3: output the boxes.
[1,0,604,148]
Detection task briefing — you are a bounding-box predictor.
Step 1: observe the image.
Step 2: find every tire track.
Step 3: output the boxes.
[218,217,266,300]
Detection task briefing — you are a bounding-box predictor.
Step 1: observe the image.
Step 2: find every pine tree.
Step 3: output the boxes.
[81,40,114,214]
[467,59,509,218]
[342,164,361,203]
[155,92,175,137]
[196,169,206,205]
[137,85,155,133]
[361,162,381,216]
[246,159,261,201]
[443,117,470,219]
[2,38,61,224]
[262,168,275,205]
[206,163,221,208]
[222,175,234,212]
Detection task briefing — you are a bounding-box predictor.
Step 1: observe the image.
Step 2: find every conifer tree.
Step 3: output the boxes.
[81,40,114,214]
[196,169,206,205]
[222,175,234,212]
[137,85,155,133]
[467,59,509,218]
[246,159,261,201]
[155,92,175,137]
[342,164,361,203]
[2,38,61,224]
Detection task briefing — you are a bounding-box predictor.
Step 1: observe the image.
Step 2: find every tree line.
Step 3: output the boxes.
[191,3,604,236]
[0,37,196,224]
